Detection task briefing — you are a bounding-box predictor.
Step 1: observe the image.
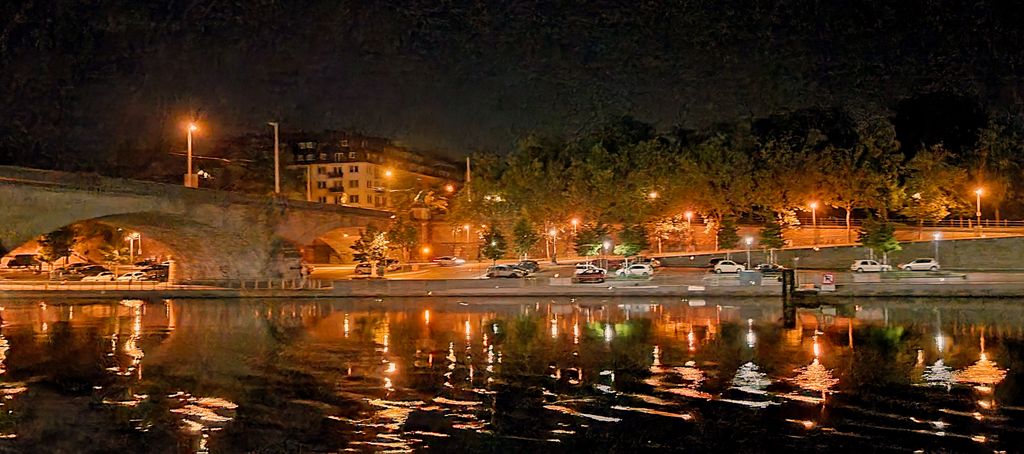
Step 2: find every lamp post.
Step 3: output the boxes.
[975,188,983,233]
[932,232,942,263]
[549,228,558,264]
[267,122,280,194]
[184,122,199,188]
[744,236,753,267]
[603,240,612,269]
[685,211,694,251]
[571,218,579,235]
[809,201,819,246]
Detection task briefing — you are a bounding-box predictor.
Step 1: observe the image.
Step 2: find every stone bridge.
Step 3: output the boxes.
[0,166,392,281]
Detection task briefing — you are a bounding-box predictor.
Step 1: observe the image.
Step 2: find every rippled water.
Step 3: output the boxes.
[0,297,1020,452]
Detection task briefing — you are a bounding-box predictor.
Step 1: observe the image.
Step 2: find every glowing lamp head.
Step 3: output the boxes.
[463,224,470,230]
[648,191,659,199]
[975,188,984,196]
[933,232,942,240]
[188,123,199,132]
[571,218,579,226]
[444,184,455,193]
[809,201,818,210]
[384,169,394,178]
[421,246,431,254]
[684,210,693,219]
[549,228,557,236]
[744,236,753,246]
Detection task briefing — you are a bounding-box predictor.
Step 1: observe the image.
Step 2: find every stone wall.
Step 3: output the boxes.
[660,236,1024,270]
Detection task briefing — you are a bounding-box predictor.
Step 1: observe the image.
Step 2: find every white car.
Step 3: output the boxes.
[433,256,466,266]
[616,264,654,277]
[574,263,607,275]
[850,260,892,273]
[713,260,745,274]
[116,271,148,281]
[81,271,116,282]
[899,258,940,272]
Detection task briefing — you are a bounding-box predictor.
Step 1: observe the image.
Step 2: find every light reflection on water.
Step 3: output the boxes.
[0,297,1017,451]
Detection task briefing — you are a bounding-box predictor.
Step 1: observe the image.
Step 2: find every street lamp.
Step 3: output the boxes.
[463,224,471,242]
[602,239,612,268]
[549,228,558,264]
[975,188,983,232]
[744,236,753,267]
[444,184,455,193]
[184,122,200,188]
[809,201,819,246]
[570,218,579,235]
[648,190,659,200]
[267,122,280,194]
[126,232,141,262]
[932,232,942,263]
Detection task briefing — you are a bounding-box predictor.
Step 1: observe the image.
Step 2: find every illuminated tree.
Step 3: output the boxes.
[38,226,77,266]
[350,226,391,276]
[511,217,540,259]
[480,224,508,264]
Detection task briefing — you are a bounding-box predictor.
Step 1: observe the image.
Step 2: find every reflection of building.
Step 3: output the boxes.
[289,131,461,209]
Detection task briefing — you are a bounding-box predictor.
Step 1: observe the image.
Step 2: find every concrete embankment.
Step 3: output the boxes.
[4,278,1024,299]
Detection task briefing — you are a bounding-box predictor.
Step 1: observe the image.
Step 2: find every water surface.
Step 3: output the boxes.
[0,297,1020,452]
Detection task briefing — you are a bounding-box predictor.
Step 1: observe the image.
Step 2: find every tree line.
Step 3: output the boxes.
[447,107,1024,258]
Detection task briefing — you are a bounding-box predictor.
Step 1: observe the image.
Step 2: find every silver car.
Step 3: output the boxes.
[898,258,940,271]
[485,265,526,278]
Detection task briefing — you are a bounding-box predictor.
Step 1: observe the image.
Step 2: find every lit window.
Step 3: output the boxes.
[341,139,349,147]
[334,152,343,161]
[349,165,359,173]
[349,195,360,204]
[349,152,356,159]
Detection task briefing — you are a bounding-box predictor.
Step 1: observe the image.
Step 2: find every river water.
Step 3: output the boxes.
[0,297,1019,452]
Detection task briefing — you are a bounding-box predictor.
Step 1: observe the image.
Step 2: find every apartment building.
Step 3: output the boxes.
[289,131,460,209]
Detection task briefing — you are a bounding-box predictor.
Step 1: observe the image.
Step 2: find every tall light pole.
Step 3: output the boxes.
[463,224,471,243]
[384,168,394,208]
[603,240,612,268]
[975,188,983,232]
[932,231,942,262]
[571,218,579,235]
[268,122,280,194]
[809,201,819,246]
[744,236,753,267]
[685,211,694,251]
[184,122,199,188]
[549,228,558,264]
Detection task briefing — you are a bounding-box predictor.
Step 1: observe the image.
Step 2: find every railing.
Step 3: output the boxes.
[0,280,171,291]
[0,278,330,291]
[181,279,330,290]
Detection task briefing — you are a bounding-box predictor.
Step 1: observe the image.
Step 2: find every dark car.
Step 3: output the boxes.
[573,269,606,284]
[76,265,111,276]
[707,258,726,268]
[513,260,541,274]
[355,259,401,274]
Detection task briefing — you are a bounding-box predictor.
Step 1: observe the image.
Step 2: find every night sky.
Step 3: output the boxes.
[2,0,1023,161]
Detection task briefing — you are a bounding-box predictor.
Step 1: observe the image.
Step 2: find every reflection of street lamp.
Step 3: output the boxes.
[975,188,983,231]
[932,232,942,262]
[744,236,753,267]
[184,122,199,188]
[809,201,819,245]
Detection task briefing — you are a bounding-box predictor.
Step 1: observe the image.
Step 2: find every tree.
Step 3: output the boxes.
[716,217,740,250]
[480,224,508,264]
[511,217,540,259]
[817,119,902,241]
[758,218,786,249]
[858,217,901,264]
[574,223,611,257]
[350,226,391,276]
[899,145,968,237]
[385,218,419,261]
[38,226,77,266]
[614,224,649,256]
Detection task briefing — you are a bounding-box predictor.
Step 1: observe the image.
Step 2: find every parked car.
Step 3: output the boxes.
[76,265,111,276]
[754,263,786,274]
[575,263,607,275]
[899,258,940,272]
[82,271,117,282]
[850,260,892,273]
[5,254,40,269]
[616,263,654,277]
[433,256,467,266]
[573,269,607,283]
[513,260,541,274]
[485,265,527,278]
[143,268,169,282]
[713,260,745,274]
[354,259,401,275]
[116,271,148,281]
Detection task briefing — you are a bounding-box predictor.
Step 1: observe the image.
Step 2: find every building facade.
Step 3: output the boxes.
[289,131,461,209]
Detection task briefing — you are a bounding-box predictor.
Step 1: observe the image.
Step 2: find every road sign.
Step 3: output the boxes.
[821,272,836,292]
